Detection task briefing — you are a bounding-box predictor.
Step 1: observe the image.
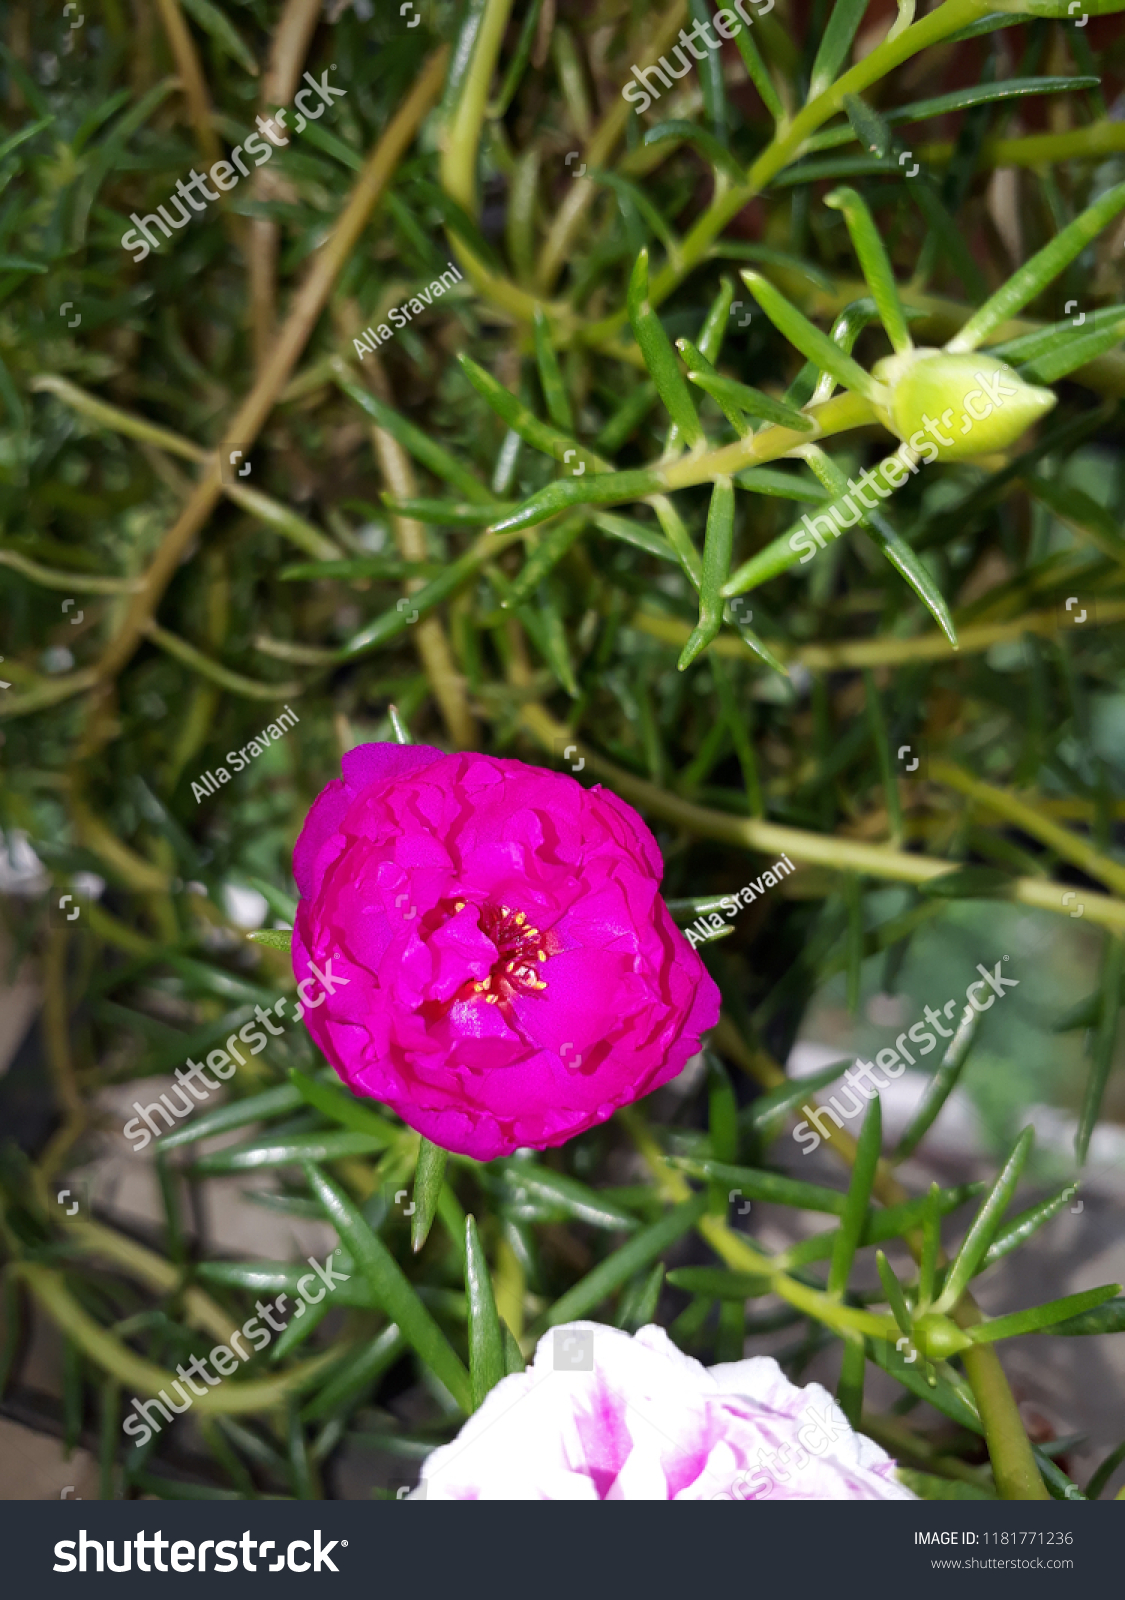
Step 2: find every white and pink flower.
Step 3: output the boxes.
[415,1322,916,1500]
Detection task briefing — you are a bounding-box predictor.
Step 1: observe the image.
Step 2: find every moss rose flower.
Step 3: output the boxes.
[292,743,720,1159]
[415,1323,916,1499]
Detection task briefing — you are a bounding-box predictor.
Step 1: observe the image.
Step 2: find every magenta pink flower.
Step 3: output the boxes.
[291,744,719,1159]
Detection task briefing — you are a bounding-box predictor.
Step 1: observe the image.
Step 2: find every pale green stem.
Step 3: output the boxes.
[931,760,1125,899]
[0,551,142,593]
[579,0,992,348]
[144,621,301,701]
[517,703,1125,932]
[18,1263,338,1412]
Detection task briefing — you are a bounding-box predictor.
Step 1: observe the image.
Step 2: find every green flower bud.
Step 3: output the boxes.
[912,1312,974,1361]
[872,348,1056,462]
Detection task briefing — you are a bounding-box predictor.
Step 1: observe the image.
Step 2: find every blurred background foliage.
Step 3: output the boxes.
[0,0,1124,1503]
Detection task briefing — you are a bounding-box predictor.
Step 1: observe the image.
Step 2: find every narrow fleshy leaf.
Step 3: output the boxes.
[876,1250,913,1336]
[946,181,1125,354]
[807,77,1102,153]
[730,19,783,122]
[587,168,678,254]
[696,277,735,363]
[808,0,870,100]
[458,353,609,474]
[678,342,751,437]
[155,1083,303,1153]
[707,1054,738,1167]
[411,1137,449,1254]
[301,1326,405,1421]
[1047,1296,1125,1336]
[532,308,573,433]
[689,0,727,138]
[842,94,892,159]
[678,476,734,669]
[868,1334,983,1434]
[936,1127,1035,1311]
[332,366,493,503]
[740,271,882,401]
[540,1194,708,1328]
[919,1183,941,1307]
[615,1262,665,1331]
[649,494,703,589]
[592,511,680,565]
[1019,314,1125,387]
[680,1158,847,1215]
[379,497,514,526]
[1076,934,1124,1165]
[1085,1437,1125,1500]
[466,1216,505,1410]
[337,537,518,659]
[711,654,763,816]
[666,1267,772,1299]
[824,185,912,354]
[642,120,744,183]
[968,1284,1122,1344]
[988,303,1125,367]
[745,1060,852,1133]
[628,249,704,448]
[288,1069,401,1145]
[502,1321,526,1374]
[389,704,412,745]
[304,1161,472,1412]
[501,1165,640,1232]
[837,1332,865,1429]
[193,1131,388,1174]
[981,1183,1082,1269]
[686,367,814,432]
[488,469,668,536]
[828,1093,882,1296]
[505,515,588,607]
[246,928,294,950]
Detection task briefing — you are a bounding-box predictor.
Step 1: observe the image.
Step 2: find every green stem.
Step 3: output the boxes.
[18,1263,338,1412]
[579,0,990,349]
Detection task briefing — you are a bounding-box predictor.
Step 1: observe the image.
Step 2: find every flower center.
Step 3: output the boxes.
[461,900,549,1005]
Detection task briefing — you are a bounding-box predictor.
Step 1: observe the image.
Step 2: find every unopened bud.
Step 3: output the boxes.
[912,1312,974,1361]
[872,348,1055,462]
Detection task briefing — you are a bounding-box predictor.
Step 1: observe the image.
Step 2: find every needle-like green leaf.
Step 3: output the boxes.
[824,186,912,354]
[466,1216,504,1410]
[946,180,1125,354]
[628,249,704,448]
[304,1162,471,1413]
[936,1127,1035,1311]
[411,1138,449,1254]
